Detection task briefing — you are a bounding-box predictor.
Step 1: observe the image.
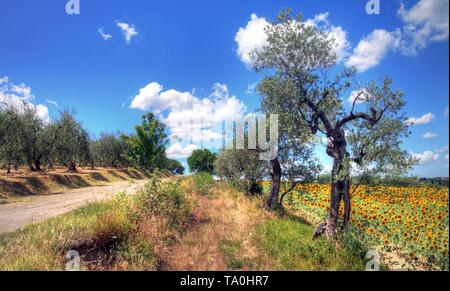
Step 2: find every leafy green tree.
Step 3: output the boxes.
[166,159,185,175]
[253,10,414,237]
[123,113,168,170]
[188,149,216,174]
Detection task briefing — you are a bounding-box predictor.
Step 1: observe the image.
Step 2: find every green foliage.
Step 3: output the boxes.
[122,113,168,171]
[137,176,192,230]
[0,104,91,172]
[0,105,28,170]
[215,148,265,195]
[188,149,216,174]
[51,110,91,170]
[253,9,414,180]
[90,133,129,168]
[190,172,215,196]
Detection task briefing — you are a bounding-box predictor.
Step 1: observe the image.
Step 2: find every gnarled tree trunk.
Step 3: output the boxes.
[265,158,282,211]
[315,132,351,239]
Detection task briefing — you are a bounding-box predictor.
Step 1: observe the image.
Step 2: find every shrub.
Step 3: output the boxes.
[190,172,215,196]
[137,176,192,231]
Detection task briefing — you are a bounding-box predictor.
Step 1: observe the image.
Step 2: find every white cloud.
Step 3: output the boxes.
[406,112,436,125]
[116,21,138,44]
[0,76,50,123]
[45,99,58,107]
[11,83,34,101]
[0,76,9,84]
[130,82,246,143]
[445,106,449,117]
[166,143,199,159]
[98,27,112,40]
[347,89,371,105]
[246,82,258,95]
[397,0,449,56]
[234,14,270,66]
[412,150,440,165]
[235,12,351,66]
[346,29,400,72]
[422,131,438,139]
[35,105,50,123]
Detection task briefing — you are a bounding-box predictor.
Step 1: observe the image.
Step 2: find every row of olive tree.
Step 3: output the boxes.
[0,102,183,175]
[0,102,91,173]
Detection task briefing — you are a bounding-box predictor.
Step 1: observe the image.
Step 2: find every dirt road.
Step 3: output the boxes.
[0,180,148,234]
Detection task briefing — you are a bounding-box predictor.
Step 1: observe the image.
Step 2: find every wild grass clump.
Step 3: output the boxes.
[136,177,193,232]
[188,172,215,196]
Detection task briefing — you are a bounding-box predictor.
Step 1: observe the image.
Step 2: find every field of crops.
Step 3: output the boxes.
[265,182,449,270]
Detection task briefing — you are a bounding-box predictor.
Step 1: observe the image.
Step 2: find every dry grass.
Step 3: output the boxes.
[160,180,272,271]
[0,175,189,271]
[0,167,152,199]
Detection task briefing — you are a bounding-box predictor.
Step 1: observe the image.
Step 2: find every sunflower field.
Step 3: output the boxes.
[263,182,449,270]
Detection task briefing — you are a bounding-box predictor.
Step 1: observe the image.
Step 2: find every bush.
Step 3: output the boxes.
[137,176,192,231]
[190,172,215,196]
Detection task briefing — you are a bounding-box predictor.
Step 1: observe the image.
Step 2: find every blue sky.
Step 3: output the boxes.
[0,0,448,177]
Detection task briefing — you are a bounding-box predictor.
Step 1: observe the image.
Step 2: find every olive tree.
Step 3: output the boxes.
[90,133,129,168]
[253,10,414,237]
[0,105,27,173]
[258,78,322,211]
[215,146,266,195]
[51,110,91,172]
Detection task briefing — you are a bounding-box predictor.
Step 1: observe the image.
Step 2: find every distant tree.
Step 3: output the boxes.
[123,113,168,171]
[90,133,128,168]
[51,110,91,172]
[0,105,27,173]
[253,9,415,237]
[166,159,185,175]
[188,149,216,174]
[215,147,266,195]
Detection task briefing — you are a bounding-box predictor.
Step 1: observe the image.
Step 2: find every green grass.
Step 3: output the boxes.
[219,239,251,270]
[190,172,215,196]
[0,201,114,270]
[253,217,367,271]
